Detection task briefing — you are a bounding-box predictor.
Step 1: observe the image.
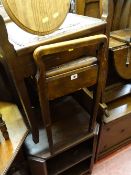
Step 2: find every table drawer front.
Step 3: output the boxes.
[47,65,97,100]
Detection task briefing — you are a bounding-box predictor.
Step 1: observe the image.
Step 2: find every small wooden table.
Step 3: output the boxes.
[0,102,28,175]
[0,12,107,143]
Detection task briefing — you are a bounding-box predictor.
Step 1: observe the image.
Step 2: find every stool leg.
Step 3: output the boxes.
[0,114,9,140]
[90,44,107,131]
[46,126,53,154]
[38,82,54,154]
[36,65,54,154]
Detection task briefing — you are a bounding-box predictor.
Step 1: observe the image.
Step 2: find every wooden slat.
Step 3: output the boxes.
[104,95,131,123]
[105,83,131,103]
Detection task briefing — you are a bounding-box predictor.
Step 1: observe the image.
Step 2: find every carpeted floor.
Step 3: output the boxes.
[92,144,131,175]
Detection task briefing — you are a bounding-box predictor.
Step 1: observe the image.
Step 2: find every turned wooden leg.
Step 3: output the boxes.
[0,113,9,140]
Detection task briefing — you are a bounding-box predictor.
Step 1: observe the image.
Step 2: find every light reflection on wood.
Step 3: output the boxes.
[0,102,28,175]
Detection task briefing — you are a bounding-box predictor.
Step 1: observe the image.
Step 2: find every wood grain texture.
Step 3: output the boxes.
[110,29,131,80]
[5,13,106,55]
[0,102,28,175]
[97,95,131,158]
[2,0,70,35]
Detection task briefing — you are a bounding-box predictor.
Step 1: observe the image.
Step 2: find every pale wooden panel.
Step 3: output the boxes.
[119,0,131,29]
[112,0,131,31]
[2,0,70,35]
[0,102,28,175]
[104,95,131,123]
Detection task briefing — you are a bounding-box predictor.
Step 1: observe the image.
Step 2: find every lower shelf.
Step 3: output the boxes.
[104,83,131,103]
[60,158,91,175]
[28,140,93,175]
[25,94,96,175]
[25,95,92,158]
[47,139,93,175]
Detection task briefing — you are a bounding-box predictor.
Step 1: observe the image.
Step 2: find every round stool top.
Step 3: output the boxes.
[2,0,70,35]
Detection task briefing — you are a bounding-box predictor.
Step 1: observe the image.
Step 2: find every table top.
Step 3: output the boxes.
[5,13,106,55]
[0,102,28,175]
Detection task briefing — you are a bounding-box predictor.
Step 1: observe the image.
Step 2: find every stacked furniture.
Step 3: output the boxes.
[96,28,131,160]
[0,2,108,174]
[25,35,107,175]
[76,0,131,160]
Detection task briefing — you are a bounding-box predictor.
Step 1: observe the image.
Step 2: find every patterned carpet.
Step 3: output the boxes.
[92,144,131,175]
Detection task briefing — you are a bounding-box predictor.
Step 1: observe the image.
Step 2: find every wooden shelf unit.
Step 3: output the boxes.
[25,94,98,175]
[28,138,94,175]
[60,158,91,175]
[47,140,93,175]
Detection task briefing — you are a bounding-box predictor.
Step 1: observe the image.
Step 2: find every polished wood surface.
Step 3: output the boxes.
[104,83,131,103]
[0,102,28,175]
[27,134,97,175]
[76,0,131,32]
[109,29,131,80]
[5,13,106,54]
[25,95,93,159]
[111,0,131,31]
[2,0,70,35]
[0,13,107,144]
[97,95,131,159]
[104,95,131,123]
[110,28,131,43]
[109,37,125,49]
[76,0,113,37]
[76,0,100,17]
[0,14,39,143]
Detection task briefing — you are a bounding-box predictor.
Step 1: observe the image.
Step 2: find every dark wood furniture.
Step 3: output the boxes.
[96,29,131,160]
[76,0,131,33]
[96,91,131,160]
[0,11,107,144]
[109,29,131,80]
[0,102,28,175]
[0,4,108,174]
[33,34,107,154]
[76,0,131,160]
[24,33,107,175]
[0,2,109,174]
[25,126,98,175]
